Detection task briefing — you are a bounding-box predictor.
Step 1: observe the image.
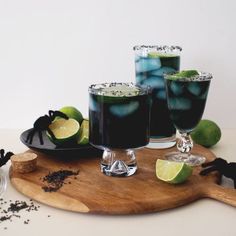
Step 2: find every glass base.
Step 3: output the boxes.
[147,134,176,149]
[165,151,206,166]
[0,169,7,197]
[101,149,137,177]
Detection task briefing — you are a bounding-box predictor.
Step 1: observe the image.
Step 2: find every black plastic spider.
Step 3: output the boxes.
[26,110,69,145]
[0,149,14,167]
[200,158,236,189]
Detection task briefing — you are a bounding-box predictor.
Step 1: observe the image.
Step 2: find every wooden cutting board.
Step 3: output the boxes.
[9,145,236,214]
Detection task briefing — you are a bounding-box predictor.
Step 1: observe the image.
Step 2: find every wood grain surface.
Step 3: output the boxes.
[9,145,236,214]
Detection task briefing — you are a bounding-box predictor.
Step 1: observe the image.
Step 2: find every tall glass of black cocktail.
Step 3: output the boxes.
[164,70,212,166]
[134,45,182,149]
[89,83,150,177]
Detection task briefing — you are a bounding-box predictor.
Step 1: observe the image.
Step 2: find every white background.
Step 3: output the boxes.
[0,0,235,129]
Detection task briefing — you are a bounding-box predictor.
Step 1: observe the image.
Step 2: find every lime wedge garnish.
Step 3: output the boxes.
[47,118,80,145]
[175,70,199,78]
[148,52,178,58]
[77,119,89,145]
[156,159,193,184]
[167,70,199,81]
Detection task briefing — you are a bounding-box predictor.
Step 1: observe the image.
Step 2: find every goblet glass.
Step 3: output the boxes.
[164,71,212,166]
[89,83,150,177]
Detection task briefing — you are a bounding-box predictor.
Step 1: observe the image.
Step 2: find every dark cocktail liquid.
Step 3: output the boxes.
[165,79,211,133]
[89,84,150,149]
[135,54,180,138]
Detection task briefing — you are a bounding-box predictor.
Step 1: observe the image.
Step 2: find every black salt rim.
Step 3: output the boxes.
[133,45,182,54]
[88,82,150,96]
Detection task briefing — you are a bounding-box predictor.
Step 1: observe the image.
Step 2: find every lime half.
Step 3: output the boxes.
[77,119,89,145]
[47,118,80,145]
[156,159,193,184]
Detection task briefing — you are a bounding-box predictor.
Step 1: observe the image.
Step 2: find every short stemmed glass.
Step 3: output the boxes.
[164,71,212,166]
[89,83,150,177]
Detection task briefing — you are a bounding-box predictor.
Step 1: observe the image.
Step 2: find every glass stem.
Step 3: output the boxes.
[177,132,193,154]
[101,149,137,176]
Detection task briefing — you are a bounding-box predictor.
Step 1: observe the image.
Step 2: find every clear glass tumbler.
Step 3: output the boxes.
[134,45,182,149]
[89,83,150,177]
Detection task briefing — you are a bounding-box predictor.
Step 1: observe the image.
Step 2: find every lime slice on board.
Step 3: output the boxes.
[47,118,80,145]
[156,159,193,184]
[77,119,89,145]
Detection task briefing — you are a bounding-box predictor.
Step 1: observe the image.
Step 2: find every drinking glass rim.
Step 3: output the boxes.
[164,71,213,82]
[88,82,150,96]
[133,45,182,53]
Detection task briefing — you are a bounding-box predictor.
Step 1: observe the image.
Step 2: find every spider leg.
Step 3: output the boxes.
[200,166,218,176]
[5,152,14,159]
[202,162,214,168]
[202,158,220,168]
[38,131,44,145]
[0,149,4,158]
[50,110,68,120]
[233,179,236,189]
[48,110,54,118]
[28,130,36,144]
[0,149,4,166]
[47,127,56,140]
[202,158,227,168]
[0,152,14,167]
[26,129,33,142]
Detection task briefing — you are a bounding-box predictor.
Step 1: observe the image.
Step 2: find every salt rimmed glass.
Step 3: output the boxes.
[89,82,150,177]
[0,168,7,196]
[134,45,182,149]
[164,71,212,166]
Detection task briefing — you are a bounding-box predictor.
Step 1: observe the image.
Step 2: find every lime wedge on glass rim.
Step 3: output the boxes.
[148,51,177,58]
[77,119,89,145]
[167,70,199,81]
[156,159,193,184]
[47,118,80,145]
[174,70,199,78]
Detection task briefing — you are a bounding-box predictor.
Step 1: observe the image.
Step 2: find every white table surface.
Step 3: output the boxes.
[0,129,236,236]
